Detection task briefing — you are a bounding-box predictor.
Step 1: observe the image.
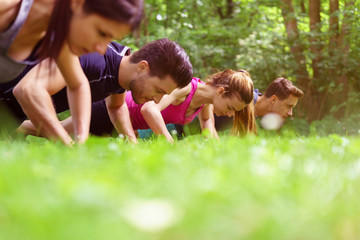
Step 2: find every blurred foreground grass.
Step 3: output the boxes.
[0,134,359,240]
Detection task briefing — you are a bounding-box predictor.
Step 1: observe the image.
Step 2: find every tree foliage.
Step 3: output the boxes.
[121,0,360,121]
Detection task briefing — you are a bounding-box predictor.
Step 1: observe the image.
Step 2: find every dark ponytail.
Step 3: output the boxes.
[36,0,143,61]
[37,0,72,61]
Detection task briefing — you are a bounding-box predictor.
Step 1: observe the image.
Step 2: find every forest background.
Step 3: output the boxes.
[1,2,360,239]
[121,0,360,134]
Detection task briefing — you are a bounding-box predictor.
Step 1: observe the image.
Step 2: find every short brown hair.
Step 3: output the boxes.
[264,77,304,100]
[130,38,193,88]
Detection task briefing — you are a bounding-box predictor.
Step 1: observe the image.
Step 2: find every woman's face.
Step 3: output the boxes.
[213,94,247,118]
[68,5,131,56]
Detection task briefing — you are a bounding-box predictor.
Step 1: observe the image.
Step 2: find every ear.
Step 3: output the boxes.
[216,87,225,95]
[137,60,149,74]
[71,0,85,11]
[270,95,278,105]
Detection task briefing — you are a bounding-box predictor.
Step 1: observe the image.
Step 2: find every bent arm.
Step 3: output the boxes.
[17,114,76,138]
[16,119,44,137]
[13,59,73,145]
[140,85,191,142]
[140,100,174,142]
[106,93,137,143]
[198,104,219,139]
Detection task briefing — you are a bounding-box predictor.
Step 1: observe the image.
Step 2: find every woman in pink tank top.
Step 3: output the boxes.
[126,69,256,142]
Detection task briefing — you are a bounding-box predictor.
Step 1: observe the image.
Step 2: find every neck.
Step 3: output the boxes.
[118,55,136,90]
[191,83,217,108]
[255,95,270,117]
[14,0,54,42]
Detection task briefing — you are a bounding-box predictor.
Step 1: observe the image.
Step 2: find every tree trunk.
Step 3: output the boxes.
[329,0,339,52]
[300,0,306,14]
[281,0,310,89]
[139,6,154,43]
[333,0,354,118]
[226,0,235,18]
[216,0,235,19]
[247,7,259,28]
[216,2,225,19]
[309,0,322,80]
[306,0,323,120]
[315,0,340,119]
[280,0,312,119]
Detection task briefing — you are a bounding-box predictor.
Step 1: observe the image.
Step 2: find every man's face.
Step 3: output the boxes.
[129,72,178,104]
[270,94,299,119]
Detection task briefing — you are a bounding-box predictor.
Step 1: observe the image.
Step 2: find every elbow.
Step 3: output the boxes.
[67,80,87,92]
[13,82,32,105]
[140,104,152,116]
[140,106,151,119]
[140,101,157,115]
[140,102,160,120]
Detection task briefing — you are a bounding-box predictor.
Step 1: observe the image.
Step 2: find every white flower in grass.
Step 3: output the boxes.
[341,137,350,147]
[347,159,360,180]
[261,113,284,130]
[108,143,117,150]
[121,199,179,233]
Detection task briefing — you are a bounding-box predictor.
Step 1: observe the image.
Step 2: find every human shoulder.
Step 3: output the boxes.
[170,83,192,102]
[33,0,56,7]
[0,0,20,12]
[30,0,56,17]
[0,0,21,31]
[106,42,130,56]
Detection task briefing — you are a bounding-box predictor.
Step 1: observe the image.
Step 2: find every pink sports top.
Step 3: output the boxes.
[126,77,205,130]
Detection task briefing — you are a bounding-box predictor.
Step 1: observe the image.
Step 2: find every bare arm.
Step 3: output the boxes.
[17,94,138,145]
[0,0,21,32]
[140,99,174,142]
[106,93,137,143]
[140,84,191,143]
[13,59,73,145]
[57,43,91,143]
[17,112,74,137]
[16,119,43,137]
[198,104,219,139]
[14,44,91,145]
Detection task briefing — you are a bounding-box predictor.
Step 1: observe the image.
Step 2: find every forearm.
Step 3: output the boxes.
[57,43,92,143]
[66,83,91,143]
[16,120,42,136]
[141,108,173,142]
[108,104,137,143]
[200,119,219,139]
[14,84,73,144]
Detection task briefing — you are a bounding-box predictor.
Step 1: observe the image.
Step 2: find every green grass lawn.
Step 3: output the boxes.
[0,134,359,240]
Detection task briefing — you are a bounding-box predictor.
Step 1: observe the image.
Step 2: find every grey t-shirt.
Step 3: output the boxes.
[0,0,38,83]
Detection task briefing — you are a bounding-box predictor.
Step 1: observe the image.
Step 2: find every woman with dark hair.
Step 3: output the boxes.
[0,0,143,145]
